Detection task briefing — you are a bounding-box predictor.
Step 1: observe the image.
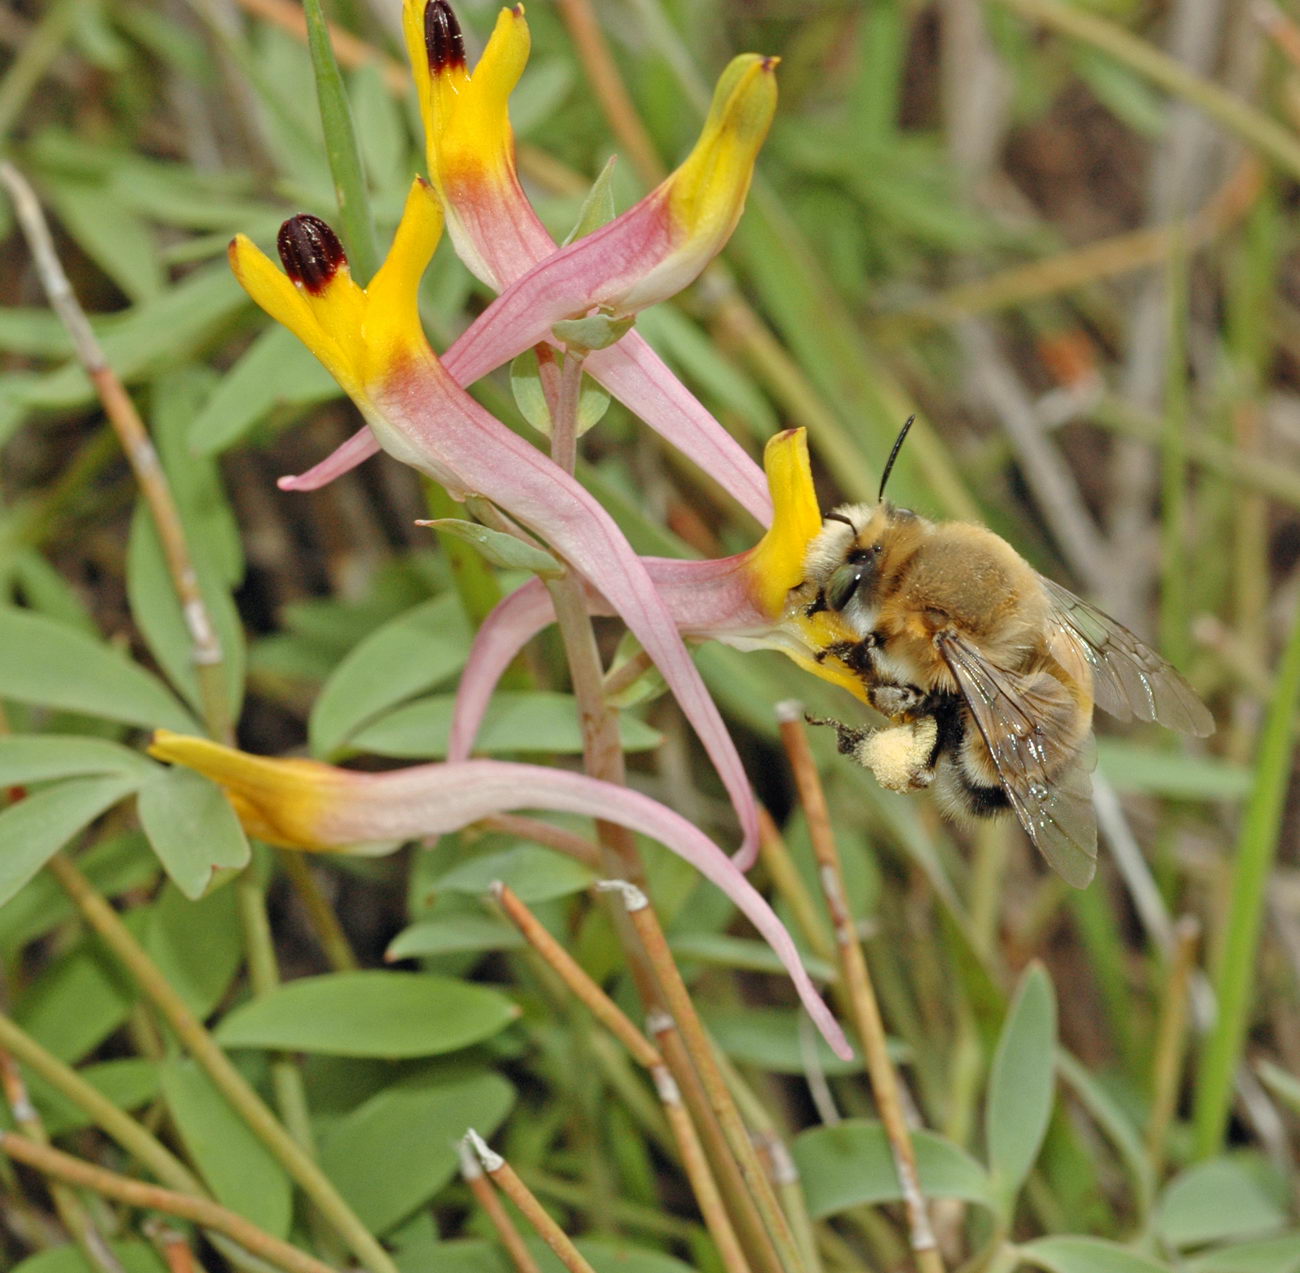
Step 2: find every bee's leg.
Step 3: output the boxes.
[807,714,939,793]
[804,714,870,757]
[815,636,878,676]
[868,682,926,721]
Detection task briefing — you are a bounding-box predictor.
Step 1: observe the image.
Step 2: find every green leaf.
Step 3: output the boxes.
[0,831,157,954]
[1186,1234,1300,1273]
[702,1005,862,1077]
[302,0,377,280]
[435,846,595,904]
[12,266,245,410]
[161,1056,293,1238]
[793,1119,993,1219]
[1018,1237,1170,1273]
[420,519,565,578]
[19,1059,158,1138]
[351,690,662,759]
[320,1067,514,1234]
[1096,741,1251,801]
[310,597,469,758]
[42,174,164,302]
[386,913,523,962]
[0,775,140,908]
[0,606,197,732]
[561,156,619,245]
[1156,1157,1289,1250]
[143,880,245,1020]
[216,971,521,1057]
[986,962,1057,1209]
[14,938,134,1063]
[509,349,611,438]
[136,768,250,899]
[0,735,157,787]
[188,325,339,455]
[12,1242,166,1273]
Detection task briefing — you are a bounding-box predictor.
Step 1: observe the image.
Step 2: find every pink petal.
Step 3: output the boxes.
[442,196,673,385]
[585,338,771,526]
[367,362,761,865]
[327,757,850,1059]
[278,426,380,491]
[451,555,769,772]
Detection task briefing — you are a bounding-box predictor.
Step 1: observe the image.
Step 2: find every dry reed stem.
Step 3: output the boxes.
[0,1134,339,1273]
[601,881,808,1273]
[0,161,231,740]
[459,1140,544,1273]
[464,1131,598,1273]
[492,883,752,1273]
[554,0,667,186]
[776,706,943,1273]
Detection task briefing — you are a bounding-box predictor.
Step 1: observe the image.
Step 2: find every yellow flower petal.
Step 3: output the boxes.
[363,178,445,375]
[148,731,337,850]
[747,428,823,617]
[667,54,778,246]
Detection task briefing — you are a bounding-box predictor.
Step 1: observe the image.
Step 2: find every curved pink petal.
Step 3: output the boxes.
[332,758,849,1059]
[450,553,770,773]
[278,426,381,491]
[364,361,761,865]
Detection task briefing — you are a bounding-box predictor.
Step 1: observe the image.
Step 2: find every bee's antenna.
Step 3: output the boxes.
[878,415,915,503]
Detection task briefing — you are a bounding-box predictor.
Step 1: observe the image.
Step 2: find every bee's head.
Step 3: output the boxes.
[819,502,920,616]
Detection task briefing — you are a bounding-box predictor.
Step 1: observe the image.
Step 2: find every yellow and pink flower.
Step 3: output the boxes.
[148,730,850,1060]
[282,0,775,525]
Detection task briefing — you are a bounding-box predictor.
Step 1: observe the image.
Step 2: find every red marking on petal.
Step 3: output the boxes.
[277,215,346,294]
[425,0,465,73]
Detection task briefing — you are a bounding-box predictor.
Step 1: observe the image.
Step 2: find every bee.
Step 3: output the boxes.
[795,418,1214,887]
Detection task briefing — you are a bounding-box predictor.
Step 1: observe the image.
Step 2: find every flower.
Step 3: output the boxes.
[229,187,761,863]
[449,429,869,761]
[280,0,775,526]
[148,730,851,1060]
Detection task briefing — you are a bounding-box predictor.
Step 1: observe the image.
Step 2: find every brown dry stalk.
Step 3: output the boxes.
[0,161,230,741]
[459,1140,543,1273]
[601,881,808,1273]
[492,884,752,1273]
[0,1134,338,1273]
[777,705,943,1273]
[464,1132,598,1273]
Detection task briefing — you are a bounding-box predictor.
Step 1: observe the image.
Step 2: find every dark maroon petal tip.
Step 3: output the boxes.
[277,215,347,294]
[425,1,465,74]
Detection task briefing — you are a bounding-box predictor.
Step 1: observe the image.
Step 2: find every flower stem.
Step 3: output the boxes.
[0,1133,339,1273]
[777,706,943,1273]
[43,852,398,1273]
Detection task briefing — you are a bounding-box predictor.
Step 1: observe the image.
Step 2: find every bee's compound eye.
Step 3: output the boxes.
[826,561,864,611]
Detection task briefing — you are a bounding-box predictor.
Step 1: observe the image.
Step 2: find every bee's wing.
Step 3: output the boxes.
[1039,576,1214,737]
[936,631,1097,888]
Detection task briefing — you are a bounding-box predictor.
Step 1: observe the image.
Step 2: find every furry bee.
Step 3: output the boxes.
[796,418,1214,887]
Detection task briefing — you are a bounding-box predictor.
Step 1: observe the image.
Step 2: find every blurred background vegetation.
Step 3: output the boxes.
[2,0,1300,1271]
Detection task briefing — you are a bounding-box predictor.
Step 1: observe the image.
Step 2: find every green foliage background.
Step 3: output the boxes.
[2,1,1299,1272]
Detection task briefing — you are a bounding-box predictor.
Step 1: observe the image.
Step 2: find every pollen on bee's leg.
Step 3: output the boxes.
[424,0,466,72]
[856,717,938,792]
[277,215,347,293]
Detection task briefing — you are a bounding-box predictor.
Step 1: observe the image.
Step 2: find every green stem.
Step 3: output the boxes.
[302,0,378,281]
[0,1013,203,1195]
[45,852,398,1273]
[1193,601,1300,1155]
